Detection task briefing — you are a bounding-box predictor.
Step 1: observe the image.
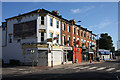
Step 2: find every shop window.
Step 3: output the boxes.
[41,16,44,25]
[50,33,53,38]
[50,18,53,26]
[41,32,44,41]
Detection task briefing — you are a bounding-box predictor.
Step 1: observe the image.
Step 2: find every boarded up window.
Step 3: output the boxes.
[14,20,37,38]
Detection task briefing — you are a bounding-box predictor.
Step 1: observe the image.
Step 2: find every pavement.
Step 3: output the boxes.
[2,59,120,80]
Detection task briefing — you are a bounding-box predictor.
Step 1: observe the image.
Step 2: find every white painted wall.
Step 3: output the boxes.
[2,14,38,63]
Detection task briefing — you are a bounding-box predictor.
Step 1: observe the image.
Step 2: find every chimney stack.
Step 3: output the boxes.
[52,10,59,16]
[70,19,75,25]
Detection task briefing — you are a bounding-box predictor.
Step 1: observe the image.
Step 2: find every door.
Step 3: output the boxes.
[38,50,48,66]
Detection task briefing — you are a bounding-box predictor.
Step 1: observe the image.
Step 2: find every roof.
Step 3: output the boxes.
[5,8,96,36]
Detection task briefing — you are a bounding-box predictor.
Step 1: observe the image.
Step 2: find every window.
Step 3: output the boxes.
[50,33,53,38]
[87,42,89,48]
[81,31,83,37]
[81,40,83,47]
[41,16,44,25]
[87,32,89,38]
[56,34,59,43]
[17,39,21,43]
[50,18,53,26]
[62,36,65,45]
[56,21,59,28]
[77,28,79,35]
[73,27,75,34]
[84,41,86,46]
[41,32,44,41]
[9,35,12,43]
[62,23,65,31]
[67,25,70,32]
[90,34,91,39]
[67,37,70,46]
[84,32,86,38]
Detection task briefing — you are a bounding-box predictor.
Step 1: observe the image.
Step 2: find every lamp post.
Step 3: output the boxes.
[96,34,100,61]
[31,49,35,67]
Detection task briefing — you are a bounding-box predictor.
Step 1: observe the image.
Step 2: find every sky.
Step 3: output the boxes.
[2,2,118,50]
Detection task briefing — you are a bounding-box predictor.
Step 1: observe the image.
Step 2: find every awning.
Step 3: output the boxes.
[99,51,111,55]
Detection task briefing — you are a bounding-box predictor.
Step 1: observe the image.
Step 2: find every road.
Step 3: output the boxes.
[2,60,120,80]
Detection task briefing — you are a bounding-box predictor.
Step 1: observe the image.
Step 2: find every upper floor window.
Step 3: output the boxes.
[73,27,75,34]
[84,32,86,38]
[87,32,89,38]
[67,37,70,46]
[67,25,70,32]
[81,31,83,37]
[41,16,44,25]
[56,21,59,28]
[77,28,79,35]
[62,35,65,45]
[41,32,44,41]
[90,34,91,39]
[56,34,59,43]
[50,18,53,26]
[62,23,65,31]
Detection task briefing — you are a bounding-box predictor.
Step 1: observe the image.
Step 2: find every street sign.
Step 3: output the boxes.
[53,37,58,40]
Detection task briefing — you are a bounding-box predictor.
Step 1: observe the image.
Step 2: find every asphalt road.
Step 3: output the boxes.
[2,60,120,80]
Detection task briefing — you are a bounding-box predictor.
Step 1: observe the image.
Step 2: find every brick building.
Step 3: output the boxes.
[2,8,96,66]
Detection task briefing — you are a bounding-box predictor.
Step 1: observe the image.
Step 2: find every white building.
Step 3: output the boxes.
[2,9,63,66]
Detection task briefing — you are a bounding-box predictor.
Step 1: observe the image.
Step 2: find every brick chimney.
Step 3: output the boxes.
[70,19,75,25]
[52,10,59,16]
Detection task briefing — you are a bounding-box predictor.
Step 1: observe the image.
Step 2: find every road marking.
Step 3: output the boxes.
[96,67,106,70]
[89,67,97,70]
[116,70,120,72]
[79,66,90,69]
[106,68,115,71]
[75,70,80,72]
[64,67,72,69]
[73,67,81,69]
[19,69,26,70]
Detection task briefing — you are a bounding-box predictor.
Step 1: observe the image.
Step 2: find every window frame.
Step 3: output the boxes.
[41,32,44,41]
[41,16,44,25]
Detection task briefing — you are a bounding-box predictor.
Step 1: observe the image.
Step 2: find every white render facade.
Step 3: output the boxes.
[2,9,62,65]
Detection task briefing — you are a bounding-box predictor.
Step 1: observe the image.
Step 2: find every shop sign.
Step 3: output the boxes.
[53,46,63,49]
[39,29,46,33]
[63,47,72,50]
[37,44,48,48]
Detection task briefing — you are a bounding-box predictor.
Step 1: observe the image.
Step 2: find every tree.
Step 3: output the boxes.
[97,33,114,52]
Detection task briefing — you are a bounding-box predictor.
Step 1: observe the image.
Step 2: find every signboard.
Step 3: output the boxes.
[37,44,48,48]
[39,29,46,33]
[63,47,72,50]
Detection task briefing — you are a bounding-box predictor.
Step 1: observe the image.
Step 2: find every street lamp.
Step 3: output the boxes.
[31,49,35,67]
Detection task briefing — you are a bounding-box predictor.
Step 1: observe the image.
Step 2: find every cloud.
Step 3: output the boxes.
[71,6,95,14]
[88,19,112,29]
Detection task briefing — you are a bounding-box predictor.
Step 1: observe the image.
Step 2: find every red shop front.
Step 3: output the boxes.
[73,47,82,63]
